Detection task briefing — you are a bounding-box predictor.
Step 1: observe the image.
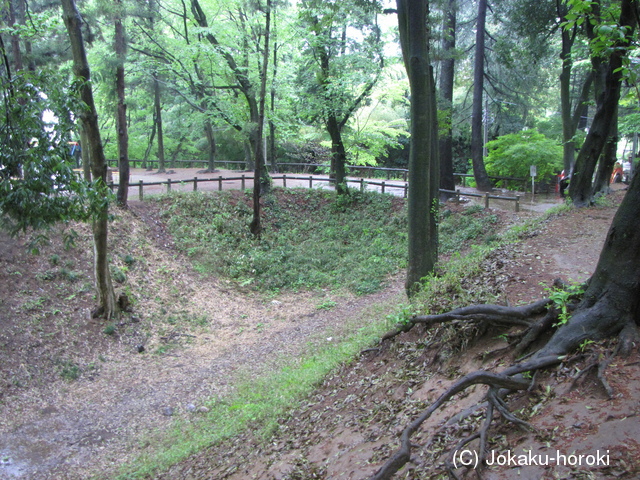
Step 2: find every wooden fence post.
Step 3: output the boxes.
[515,195,520,213]
[139,180,143,201]
[484,193,489,209]
[218,176,223,191]
[193,177,198,191]
[309,175,313,188]
[381,181,386,194]
[167,178,171,193]
[360,178,364,192]
[283,174,287,188]
[241,175,245,190]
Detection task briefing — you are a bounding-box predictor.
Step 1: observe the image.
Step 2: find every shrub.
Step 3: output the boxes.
[484,129,562,181]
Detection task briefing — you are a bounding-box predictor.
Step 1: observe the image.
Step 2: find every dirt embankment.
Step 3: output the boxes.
[0,184,634,480]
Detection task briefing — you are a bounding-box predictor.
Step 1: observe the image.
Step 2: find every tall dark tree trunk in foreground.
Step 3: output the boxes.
[569,0,636,206]
[397,0,439,296]
[61,0,117,319]
[470,0,492,191]
[114,0,129,207]
[439,0,456,198]
[541,170,640,357]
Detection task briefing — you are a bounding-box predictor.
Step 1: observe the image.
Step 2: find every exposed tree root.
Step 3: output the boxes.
[368,355,563,480]
[379,298,552,344]
[370,298,638,479]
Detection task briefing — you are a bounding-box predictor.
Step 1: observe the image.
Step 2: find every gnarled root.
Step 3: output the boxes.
[380,298,552,344]
[368,356,563,480]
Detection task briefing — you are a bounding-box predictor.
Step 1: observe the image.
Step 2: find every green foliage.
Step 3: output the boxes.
[541,281,585,327]
[348,118,406,166]
[156,189,407,295]
[103,323,117,335]
[438,207,500,254]
[0,70,89,233]
[58,360,81,381]
[484,130,562,181]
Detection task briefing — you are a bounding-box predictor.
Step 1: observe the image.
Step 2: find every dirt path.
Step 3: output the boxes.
[0,203,407,480]
[0,185,624,480]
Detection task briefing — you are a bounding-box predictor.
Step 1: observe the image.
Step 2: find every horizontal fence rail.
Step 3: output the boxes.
[106,159,530,189]
[107,173,522,212]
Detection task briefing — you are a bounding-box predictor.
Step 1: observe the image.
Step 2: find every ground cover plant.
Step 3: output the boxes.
[152,188,502,296]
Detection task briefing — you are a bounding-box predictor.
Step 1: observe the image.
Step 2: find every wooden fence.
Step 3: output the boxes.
[107,159,533,191]
[109,173,522,212]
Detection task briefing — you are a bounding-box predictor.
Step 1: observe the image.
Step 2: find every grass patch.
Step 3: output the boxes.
[153,190,507,296]
[439,205,500,254]
[153,189,408,295]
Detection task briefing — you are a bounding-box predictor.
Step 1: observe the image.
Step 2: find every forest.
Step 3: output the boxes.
[2,0,640,479]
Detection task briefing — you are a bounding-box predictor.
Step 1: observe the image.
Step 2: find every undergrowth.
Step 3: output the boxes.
[153,189,502,295]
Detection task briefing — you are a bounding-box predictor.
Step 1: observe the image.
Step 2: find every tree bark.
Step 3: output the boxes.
[327,114,348,195]
[438,0,456,198]
[153,73,166,173]
[204,119,217,172]
[470,0,492,191]
[558,1,594,174]
[540,167,640,357]
[8,0,23,73]
[114,0,129,208]
[250,0,271,237]
[61,0,117,319]
[397,0,439,296]
[569,0,636,206]
[593,105,618,195]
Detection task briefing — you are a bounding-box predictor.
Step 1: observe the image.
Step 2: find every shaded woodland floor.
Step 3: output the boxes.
[0,185,636,480]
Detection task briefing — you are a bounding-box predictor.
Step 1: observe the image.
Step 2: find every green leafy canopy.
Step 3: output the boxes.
[484,129,563,180]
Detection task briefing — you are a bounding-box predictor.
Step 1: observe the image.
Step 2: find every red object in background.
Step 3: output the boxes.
[611,163,624,184]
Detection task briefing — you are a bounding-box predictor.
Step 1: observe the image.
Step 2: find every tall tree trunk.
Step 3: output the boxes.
[250,0,271,237]
[80,124,92,181]
[558,0,595,176]
[8,0,23,73]
[143,117,156,171]
[569,0,636,207]
[153,73,166,173]
[470,0,492,191]
[269,23,278,173]
[327,115,348,195]
[61,0,117,319]
[204,119,217,172]
[114,0,129,208]
[397,0,439,296]
[559,11,576,174]
[540,163,640,358]
[438,0,456,198]
[593,106,619,195]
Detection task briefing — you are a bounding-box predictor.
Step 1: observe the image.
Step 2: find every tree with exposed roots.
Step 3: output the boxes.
[369,161,640,479]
